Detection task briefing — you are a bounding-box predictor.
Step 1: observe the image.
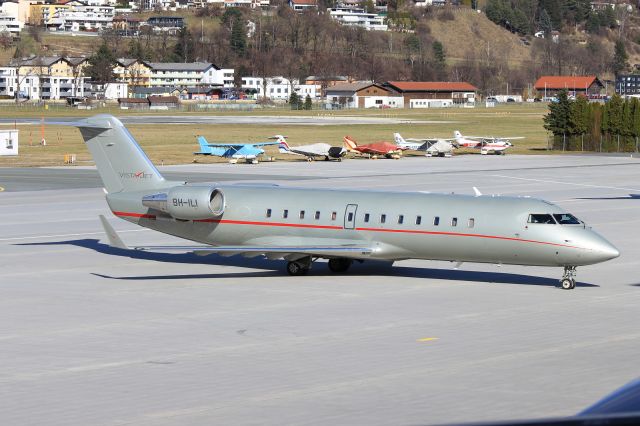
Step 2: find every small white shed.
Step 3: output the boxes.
[0,129,18,156]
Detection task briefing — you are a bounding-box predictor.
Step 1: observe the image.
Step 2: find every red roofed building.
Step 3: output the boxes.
[383,81,478,108]
[534,76,604,98]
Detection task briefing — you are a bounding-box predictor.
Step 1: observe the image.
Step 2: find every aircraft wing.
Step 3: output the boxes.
[133,245,373,259]
[100,215,372,259]
[206,141,278,148]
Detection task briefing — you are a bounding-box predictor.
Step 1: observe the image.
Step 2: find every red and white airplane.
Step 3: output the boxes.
[343,136,402,159]
[452,131,524,155]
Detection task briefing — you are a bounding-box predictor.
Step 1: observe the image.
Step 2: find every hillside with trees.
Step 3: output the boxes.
[3,1,639,96]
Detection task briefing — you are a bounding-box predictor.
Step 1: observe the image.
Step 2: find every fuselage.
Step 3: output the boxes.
[107,184,619,268]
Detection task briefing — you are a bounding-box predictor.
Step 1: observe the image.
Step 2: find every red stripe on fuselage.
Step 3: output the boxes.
[113,211,156,219]
[111,211,581,249]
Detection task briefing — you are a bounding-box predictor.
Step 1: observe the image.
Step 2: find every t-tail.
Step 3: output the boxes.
[276,136,291,153]
[195,136,213,155]
[343,136,358,151]
[74,114,171,194]
[393,133,407,147]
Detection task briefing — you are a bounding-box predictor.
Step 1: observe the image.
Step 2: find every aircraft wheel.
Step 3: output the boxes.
[307,157,313,162]
[371,155,378,160]
[337,157,342,162]
[324,156,330,161]
[328,258,352,273]
[287,261,309,276]
[560,278,575,290]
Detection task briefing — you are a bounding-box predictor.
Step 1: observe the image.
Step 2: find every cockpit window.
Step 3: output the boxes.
[553,213,581,225]
[528,214,556,224]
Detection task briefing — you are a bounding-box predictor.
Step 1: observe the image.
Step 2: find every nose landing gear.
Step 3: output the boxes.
[560,266,577,290]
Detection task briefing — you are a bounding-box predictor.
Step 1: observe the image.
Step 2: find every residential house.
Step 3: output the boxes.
[325,82,403,108]
[6,56,89,100]
[148,62,234,88]
[241,76,294,100]
[534,76,604,98]
[113,58,153,87]
[0,13,24,35]
[615,74,640,97]
[329,7,387,31]
[289,0,317,12]
[383,81,478,108]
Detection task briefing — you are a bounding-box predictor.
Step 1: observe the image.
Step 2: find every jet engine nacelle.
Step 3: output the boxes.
[142,186,225,220]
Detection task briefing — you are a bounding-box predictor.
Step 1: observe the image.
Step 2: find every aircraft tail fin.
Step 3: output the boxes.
[393,133,406,146]
[195,136,213,155]
[74,115,167,194]
[453,130,463,140]
[277,137,291,153]
[343,136,358,151]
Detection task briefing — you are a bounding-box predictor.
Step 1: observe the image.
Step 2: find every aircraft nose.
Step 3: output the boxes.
[594,240,620,262]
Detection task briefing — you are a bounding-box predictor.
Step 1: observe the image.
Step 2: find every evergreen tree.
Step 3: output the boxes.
[172,28,195,62]
[432,41,446,77]
[569,95,589,149]
[223,8,246,56]
[612,40,628,76]
[289,91,300,110]
[543,90,571,136]
[85,42,116,83]
[607,94,624,136]
[538,8,553,36]
[304,94,312,110]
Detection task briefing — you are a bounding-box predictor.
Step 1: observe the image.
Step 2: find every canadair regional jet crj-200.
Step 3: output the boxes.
[72,115,619,289]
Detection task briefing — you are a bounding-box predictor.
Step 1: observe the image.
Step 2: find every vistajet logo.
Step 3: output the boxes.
[120,171,153,179]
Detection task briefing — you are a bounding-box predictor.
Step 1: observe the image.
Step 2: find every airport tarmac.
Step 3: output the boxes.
[1,155,639,426]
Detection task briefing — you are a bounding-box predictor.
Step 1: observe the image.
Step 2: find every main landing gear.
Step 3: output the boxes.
[286,257,354,276]
[328,258,352,273]
[560,266,577,290]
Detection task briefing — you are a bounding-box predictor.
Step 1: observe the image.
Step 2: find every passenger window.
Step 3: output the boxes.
[283,209,288,219]
[266,208,272,218]
[299,210,305,219]
[553,213,581,225]
[315,211,320,220]
[331,211,337,220]
[416,215,422,225]
[380,214,386,224]
[528,214,555,224]
[434,216,440,226]
[468,218,475,228]
[364,213,370,223]
[451,217,457,227]
[398,215,404,224]
[348,212,353,221]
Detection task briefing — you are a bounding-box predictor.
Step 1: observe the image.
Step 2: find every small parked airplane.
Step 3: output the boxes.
[343,136,402,159]
[453,131,524,155]
[276,135,346,162]
[194,135,278,164]
[393,133,454,157]
[65,115,619,289]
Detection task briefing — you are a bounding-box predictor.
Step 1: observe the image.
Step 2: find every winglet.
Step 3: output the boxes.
[473,187,482,197]
[99,215,129,249]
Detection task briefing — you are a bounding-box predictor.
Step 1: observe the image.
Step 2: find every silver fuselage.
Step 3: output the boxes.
[107,184,619,267]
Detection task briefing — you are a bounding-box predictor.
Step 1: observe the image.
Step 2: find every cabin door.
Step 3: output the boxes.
[344,204,358,229]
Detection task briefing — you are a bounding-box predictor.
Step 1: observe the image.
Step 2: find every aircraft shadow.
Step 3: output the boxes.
[18,239,598,288]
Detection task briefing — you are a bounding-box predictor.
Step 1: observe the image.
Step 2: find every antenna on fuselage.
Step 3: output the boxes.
[473,187,482,197]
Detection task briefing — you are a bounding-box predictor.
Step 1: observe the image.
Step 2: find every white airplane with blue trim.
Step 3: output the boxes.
[194,135,278,164]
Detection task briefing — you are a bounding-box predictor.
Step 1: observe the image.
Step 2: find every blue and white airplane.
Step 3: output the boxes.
[195,136,278,164]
